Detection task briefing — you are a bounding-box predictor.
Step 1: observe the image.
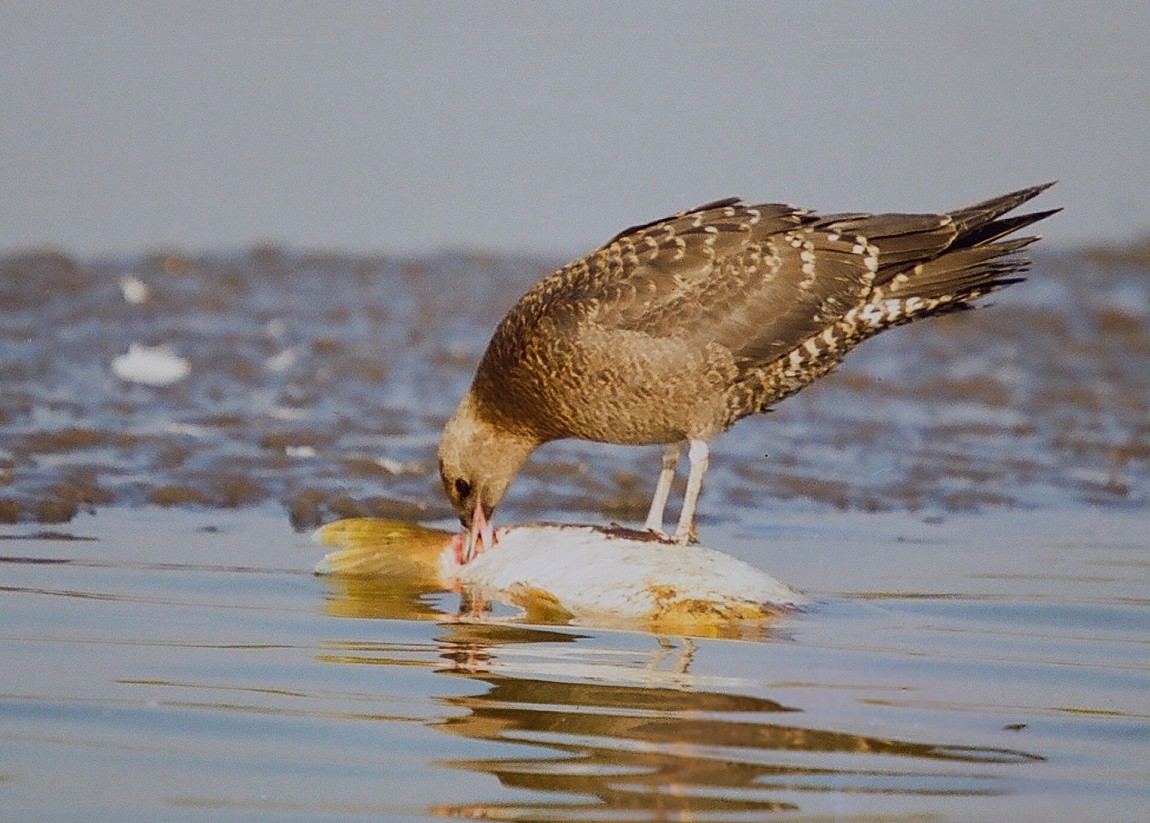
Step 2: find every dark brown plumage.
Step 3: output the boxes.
[439,183,1058,556]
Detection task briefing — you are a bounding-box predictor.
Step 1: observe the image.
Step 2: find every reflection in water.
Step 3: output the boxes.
[320,567,790,641]
[320,573,448,622]
[323,621,1043,820]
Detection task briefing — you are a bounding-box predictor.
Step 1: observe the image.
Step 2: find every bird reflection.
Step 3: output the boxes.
[430,665,1041,819]
[321,616,1044,819]
[320,572,447,622]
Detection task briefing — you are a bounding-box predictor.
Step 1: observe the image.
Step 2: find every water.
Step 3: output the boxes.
[1,245,1149,819]
[2,506,1147,821]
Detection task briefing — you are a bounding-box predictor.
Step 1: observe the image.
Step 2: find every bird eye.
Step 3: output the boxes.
[454,478,472,500]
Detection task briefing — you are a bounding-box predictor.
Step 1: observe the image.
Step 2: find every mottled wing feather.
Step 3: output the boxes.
[818,212,957,274]
[602,209,962,365]
[604,197,742,245]
[576,201,809,329]
[477,185,1057,437]
[692,228,879,364]
[500,201,983,370]
[475,201,791,394]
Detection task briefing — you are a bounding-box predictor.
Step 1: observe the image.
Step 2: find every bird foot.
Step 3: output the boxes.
[671,526,698,545]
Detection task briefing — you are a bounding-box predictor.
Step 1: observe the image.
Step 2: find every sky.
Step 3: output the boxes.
[2,1,1148,258]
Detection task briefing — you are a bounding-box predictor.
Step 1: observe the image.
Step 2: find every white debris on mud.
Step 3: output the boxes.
[111,344,191,387]
[118,274,150,304]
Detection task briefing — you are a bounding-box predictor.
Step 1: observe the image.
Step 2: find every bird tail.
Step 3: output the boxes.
[873,182,1060,306]
[735,183,1058,415]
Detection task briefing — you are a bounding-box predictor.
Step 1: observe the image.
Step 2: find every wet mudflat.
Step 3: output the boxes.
[1,243,1149,820]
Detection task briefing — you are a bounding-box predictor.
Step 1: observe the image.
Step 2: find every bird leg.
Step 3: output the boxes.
[672,439,708,544]
[644,442,680,535]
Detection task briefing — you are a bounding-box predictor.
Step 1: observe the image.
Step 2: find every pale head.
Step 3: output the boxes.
[437,392,539,559]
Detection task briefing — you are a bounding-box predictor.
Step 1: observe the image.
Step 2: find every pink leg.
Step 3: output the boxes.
[644,442,680,534]
[672,439,708,544]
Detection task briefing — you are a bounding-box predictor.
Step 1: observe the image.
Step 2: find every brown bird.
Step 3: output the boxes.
[438,183,1058,558]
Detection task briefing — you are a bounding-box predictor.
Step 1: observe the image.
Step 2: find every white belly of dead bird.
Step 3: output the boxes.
[314,519,805,629]
[463,525,804,620]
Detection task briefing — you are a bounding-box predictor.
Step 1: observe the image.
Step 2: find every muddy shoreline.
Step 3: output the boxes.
[2,245,1147,527]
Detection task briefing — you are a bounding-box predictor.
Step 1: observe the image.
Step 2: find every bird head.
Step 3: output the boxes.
[437,393,538,562]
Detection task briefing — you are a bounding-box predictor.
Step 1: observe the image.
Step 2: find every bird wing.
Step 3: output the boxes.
[558,198,810,330]
[493,186,1054,372]
[556,199,933,367]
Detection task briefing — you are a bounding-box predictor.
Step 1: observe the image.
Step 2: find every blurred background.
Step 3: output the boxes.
[3,1,1149,258]
[3,2,1148,527]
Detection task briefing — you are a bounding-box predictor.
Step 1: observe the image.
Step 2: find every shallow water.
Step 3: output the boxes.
[1,244,1149,819]
[2,506,1148,821]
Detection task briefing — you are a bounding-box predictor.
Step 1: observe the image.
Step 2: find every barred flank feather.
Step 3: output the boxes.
[730,183,1058,419]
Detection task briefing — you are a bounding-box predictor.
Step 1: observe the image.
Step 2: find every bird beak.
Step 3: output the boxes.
[462,498,496,563]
